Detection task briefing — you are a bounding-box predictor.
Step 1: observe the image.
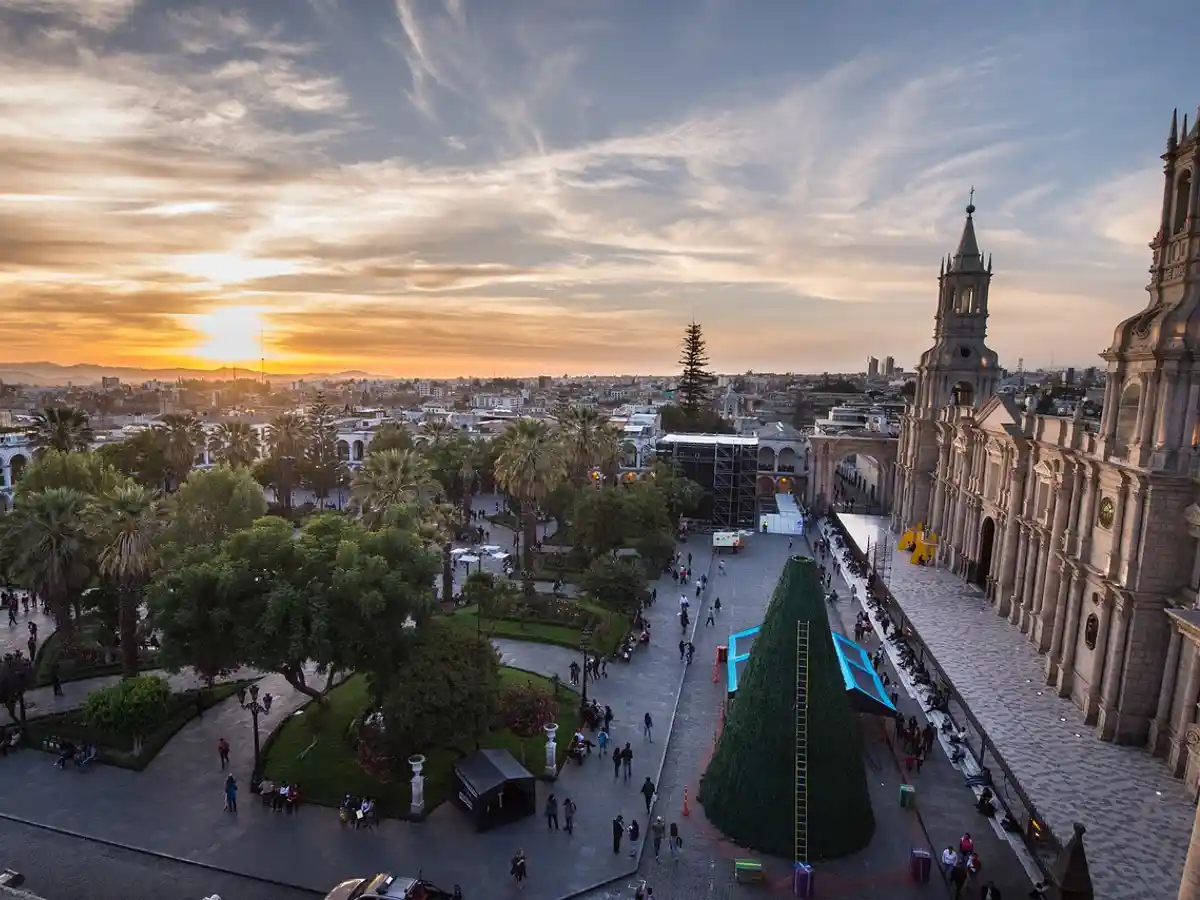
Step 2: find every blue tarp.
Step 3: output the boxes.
[830,632,896,716]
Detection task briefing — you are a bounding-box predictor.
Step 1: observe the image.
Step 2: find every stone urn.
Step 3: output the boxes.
[408,754,427,819]
[543,723,559,778]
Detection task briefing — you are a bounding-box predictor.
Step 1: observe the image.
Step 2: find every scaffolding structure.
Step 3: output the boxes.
[871,530,893,588]
[656,434,757,529]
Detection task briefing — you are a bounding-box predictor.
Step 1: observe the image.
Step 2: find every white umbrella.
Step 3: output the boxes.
[491,552,510,560]
[479,544,501,552]
[450,547,470,556]
[459,554,481,564]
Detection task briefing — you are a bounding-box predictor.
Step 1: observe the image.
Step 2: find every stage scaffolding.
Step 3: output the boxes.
[656,434,757,530]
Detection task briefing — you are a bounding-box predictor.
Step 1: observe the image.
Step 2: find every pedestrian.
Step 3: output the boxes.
[510,849,527,889]
[949,862,967,899]
[923,722,936,753]
[604,705,614,730]
[598,728,609,754]
[643,712,653,742]
[686,642,695,663]
[916,746,926,773]
[940,846,959,878]
[678,640,686,661]
[980,881,1002,900]
[668,822,681,862]
[545,793,559,830]
[563,797,576,834]
[705,608,715,627]
[613,745,623,779]
[714,596,722,614]
[50,664,63,697]
[217,737,230,768]
[641,776,656,813]
[237,685,247,707]
[27,636,35,660]
[622,742,633,780]
[634,881,646,900]
[651,816,666,860]
[628,818,640,857]
[223,774,238,813]
[612,815,624,854]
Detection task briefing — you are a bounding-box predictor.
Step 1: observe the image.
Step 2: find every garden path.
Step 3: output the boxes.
[0,597,55,661]
[1,667,260,726]
[0,535,793,900]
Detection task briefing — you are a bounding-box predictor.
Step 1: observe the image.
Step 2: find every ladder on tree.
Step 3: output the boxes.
[795,620,811,866]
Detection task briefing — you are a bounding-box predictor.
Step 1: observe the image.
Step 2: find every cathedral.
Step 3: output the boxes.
[892,108,1200,786]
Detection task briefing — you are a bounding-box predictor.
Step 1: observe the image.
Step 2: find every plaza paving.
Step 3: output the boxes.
[0,535,796,900]
[837,513,1193,900]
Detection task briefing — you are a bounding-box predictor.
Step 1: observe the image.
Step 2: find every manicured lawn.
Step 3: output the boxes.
[262,668,576,818]
[442,601,627,657]
[23,681,249,771]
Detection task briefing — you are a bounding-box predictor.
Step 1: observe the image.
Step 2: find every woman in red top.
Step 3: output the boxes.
[959,833,974,856]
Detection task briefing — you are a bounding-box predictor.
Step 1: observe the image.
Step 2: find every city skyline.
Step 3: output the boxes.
[0,0,1190,377]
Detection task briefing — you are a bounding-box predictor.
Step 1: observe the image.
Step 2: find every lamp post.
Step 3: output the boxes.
[242,683,269,787]
[580,628,593,703]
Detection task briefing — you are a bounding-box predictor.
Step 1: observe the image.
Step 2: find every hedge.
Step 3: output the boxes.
[699,557,875,861]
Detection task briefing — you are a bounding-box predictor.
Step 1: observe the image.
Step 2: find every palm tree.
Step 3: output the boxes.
[367,422,414,455]
[2,488,94,644]
[208,423,261,469]
[264,412,310,509]
[558,406,621,484]
[351,449,435,524]
[493,420,565,594]
[419,418,455,447]
[92,484,162,677]
[28,407,94,454]
[159,413,204,490]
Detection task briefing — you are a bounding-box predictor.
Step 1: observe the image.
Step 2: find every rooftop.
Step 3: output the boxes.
[658,433,759,446]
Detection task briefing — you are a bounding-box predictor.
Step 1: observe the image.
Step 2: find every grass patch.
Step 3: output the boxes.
[442,601,626,657]
[262,668,575,819]
[23,681,249,771]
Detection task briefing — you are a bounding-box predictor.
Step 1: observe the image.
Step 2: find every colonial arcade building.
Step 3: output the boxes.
[894,111,1200,782]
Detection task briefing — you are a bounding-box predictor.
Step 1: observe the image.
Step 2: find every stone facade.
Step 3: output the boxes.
[893,109,1200,780]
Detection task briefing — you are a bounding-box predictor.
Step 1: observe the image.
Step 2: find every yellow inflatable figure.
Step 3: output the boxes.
[910,530,938,566]
[897,522,922,553]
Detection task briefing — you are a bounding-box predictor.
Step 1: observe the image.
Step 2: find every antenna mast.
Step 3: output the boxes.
[260,327,265,384]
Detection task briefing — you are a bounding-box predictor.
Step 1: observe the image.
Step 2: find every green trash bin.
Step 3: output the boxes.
[899,784,916,808]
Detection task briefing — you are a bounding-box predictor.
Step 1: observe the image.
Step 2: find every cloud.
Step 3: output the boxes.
[0,0,139,31]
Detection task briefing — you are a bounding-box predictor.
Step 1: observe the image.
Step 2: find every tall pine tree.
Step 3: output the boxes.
[676,321,715,423]
[299,392,346,506]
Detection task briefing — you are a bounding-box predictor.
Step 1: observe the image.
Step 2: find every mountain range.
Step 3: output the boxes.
[0,362,385,387]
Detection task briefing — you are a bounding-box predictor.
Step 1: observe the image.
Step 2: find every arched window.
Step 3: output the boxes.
[1114,382,1141,451]
[1175,170,1193,235]
[957,287,974,314]
[953,382,975,407]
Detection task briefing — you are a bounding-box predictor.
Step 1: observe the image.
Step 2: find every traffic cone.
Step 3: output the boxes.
[683,786,691,817]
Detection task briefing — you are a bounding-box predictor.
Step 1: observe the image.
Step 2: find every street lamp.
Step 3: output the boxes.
[579,628,594,703]
[242,683,269,787]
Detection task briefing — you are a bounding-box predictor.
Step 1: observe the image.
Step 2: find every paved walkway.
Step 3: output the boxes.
[837,513,1191,900]
[0,536,770,900]
[0,597,54,661]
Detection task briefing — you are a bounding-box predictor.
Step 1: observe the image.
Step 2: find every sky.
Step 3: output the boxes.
[0,0,1192,378]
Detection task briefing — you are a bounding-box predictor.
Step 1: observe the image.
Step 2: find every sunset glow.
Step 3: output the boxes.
[185,306,267,365]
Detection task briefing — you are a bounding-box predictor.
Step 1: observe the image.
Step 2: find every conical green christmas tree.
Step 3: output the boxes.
[700,556,875,860]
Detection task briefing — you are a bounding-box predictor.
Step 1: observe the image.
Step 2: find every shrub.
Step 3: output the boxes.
[579,557,646,615]
[81,675,174,739]
[498,682,557,737]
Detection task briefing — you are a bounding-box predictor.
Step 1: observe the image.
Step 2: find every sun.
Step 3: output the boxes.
[185,305,268,364]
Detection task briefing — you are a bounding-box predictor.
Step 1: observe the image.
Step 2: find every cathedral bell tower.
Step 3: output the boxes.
[1101,107,1200,472]
[894,197,1000,529]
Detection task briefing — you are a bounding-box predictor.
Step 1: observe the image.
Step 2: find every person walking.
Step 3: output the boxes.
[628,818,640,858]
[612,815,624,854]
[640,776,656,813]
[678,640,686,661]
[545,794,559,831]
[621,743,633,780]
[949,861,968,900]
[612,745,623,779]
[50,664,63,697]
[668,822,682,862]
[563,797,576,834]
[510,850,527,889]
[705,606,715,627]
[651,816,666,860]
[223,774,238,813]
[643,712,653,742]
[979,881,1002,900]
[217,737,230,769]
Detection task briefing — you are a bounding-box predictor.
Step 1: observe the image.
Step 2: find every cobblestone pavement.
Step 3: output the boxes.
[0,597,54,661]
[838,513,1192,900]
[0,816,319,900]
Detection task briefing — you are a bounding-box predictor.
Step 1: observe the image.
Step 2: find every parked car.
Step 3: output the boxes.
[324,873,456,900]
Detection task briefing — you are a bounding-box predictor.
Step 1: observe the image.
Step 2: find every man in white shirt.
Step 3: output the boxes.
[940,846,958,878]
[679,595,689,611]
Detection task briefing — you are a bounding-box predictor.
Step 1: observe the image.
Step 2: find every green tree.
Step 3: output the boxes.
[571,487,629,558]
[159,413,205,491]
[0,651,33,726]
[14,450,123,500]
[351,449,434,524]
[162,466,268,553]
[261,411,309,510]
[493,420,566,594]
[81,674,173,751]
[28,406,94,454]
[676,322,716,423]
[99,428,170,491]
[92,484,163,677]
[299,393,346,506]
[647,462,704,521]
[146,548,243,686]
[701,557,874,860]
[367,423,414,455]
[2,488,94,643]
[373,621,500,757]
[558,406,620,484]
[207,422,261,468]
[579,557,646,615]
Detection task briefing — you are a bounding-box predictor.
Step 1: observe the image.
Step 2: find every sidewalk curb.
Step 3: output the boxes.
[0,811,324,896]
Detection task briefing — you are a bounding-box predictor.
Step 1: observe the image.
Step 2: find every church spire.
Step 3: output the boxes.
[1168,108,1179,152]
[949,190,984,273]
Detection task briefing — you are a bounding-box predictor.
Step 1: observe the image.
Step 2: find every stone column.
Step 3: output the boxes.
[1075,466,1098,557]
[1098,602,1130,741]
[1177,796,1200,900]
[1120,478,1145,586]
[1009,525,1030,624]
[1084,596,1113,725]
[1019,536,1041,634]
[1150,627,1184,755]
[1056,572,1086,698]
[1046,564,1073,681]
[1170,646,1200,776]
[1031,535,1051,619]
[1138,371,1160,449]
[1035,480,1072,652]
